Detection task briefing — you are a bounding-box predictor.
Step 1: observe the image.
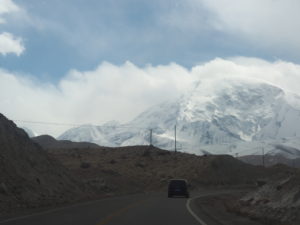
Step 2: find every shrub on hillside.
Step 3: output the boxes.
[80,162,91,169]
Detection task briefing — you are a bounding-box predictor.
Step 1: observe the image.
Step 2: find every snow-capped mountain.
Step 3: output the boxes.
[58,121,122,147]
[58,78,300,157]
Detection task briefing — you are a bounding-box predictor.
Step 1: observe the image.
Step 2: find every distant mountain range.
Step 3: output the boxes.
[32,135,100,149]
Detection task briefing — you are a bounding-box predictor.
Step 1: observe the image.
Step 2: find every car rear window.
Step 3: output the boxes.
[169,180,186,188]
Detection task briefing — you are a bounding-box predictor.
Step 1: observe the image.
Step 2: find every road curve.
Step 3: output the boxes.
[0,193,201,225]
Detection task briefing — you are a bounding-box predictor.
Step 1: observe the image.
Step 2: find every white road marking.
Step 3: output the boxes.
[186,197,208,225]
[96,200,145,225]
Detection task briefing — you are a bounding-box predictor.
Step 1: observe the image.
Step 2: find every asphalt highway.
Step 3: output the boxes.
[0,192,204,225]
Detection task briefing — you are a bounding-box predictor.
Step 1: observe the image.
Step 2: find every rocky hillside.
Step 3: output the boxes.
[235,170,300,225]
[0,114,91,215]
[239,154,300,168]
[47,144,272,194]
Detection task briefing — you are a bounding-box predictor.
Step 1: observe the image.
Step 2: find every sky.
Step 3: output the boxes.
[1,0,300,137]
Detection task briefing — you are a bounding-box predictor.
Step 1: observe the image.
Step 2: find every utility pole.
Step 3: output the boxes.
[149,129,152,146]
[174,125,177,153]
[292,161,297,174]
[262,147,265,167]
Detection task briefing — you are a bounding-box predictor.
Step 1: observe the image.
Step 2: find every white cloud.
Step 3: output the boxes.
[0,0,19,13]
[0,0,25,56]
[0,32,24,56]
[192,57,300,94]
[1,58,300,137]
[0,62,193,136]
[0,0,20,24]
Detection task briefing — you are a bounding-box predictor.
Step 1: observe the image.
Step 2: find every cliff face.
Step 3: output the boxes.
[0,113,88,214]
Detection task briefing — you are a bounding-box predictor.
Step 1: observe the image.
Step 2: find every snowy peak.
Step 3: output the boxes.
[178,79,283,122]
[193,80,296,142]
[130,101,179,130]
[131,79,292,143]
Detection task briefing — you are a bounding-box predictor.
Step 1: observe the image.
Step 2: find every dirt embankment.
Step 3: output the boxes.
[190,169,300,225]
[194,192,265,225]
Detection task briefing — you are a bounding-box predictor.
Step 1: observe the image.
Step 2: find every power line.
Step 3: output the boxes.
[12,119,152,130]
[262,146,265,167]
[13,119,191,150]
[175,125,177,153]
[149,129,153,146]
[13,120,81,127]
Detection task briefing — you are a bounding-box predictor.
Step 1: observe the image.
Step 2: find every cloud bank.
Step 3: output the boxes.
[1,57,300,137]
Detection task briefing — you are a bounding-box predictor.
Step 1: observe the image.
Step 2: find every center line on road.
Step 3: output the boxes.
[96,200,145,225]
[186,197,208,225]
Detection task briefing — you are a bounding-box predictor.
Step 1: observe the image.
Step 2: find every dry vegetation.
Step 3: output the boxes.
[46,145,271,195]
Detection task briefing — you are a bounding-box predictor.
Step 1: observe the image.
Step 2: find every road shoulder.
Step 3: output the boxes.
[187,190,264,225]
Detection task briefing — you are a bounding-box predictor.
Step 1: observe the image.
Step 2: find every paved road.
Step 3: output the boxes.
[0,193,202,225]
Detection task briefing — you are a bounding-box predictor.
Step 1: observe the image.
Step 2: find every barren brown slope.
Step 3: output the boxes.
[47,145,272,194]
[0,114,93,216]
[238,154,300,168]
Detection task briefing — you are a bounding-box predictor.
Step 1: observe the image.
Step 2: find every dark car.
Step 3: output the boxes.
[168,179,189,198]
